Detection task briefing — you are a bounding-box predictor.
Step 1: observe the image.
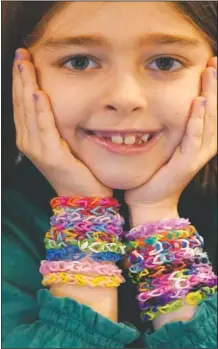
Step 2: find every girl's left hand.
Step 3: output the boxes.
[125,57,217,225]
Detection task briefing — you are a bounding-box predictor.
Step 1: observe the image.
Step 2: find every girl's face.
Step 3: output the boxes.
[31,2,213,189]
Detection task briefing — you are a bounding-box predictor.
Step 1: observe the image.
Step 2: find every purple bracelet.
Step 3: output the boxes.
[126,218,191,240]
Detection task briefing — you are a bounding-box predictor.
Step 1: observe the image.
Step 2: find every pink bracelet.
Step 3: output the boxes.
[40,259,122,276]
[126,218,191,240]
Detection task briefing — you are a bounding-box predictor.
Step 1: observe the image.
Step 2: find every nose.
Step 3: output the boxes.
[101,73,147,116]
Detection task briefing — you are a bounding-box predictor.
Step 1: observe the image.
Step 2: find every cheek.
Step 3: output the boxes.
[37,69,90,134]
[157,76,200,130]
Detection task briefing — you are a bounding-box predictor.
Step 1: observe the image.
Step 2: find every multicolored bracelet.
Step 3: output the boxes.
[40,196,126,288]
[126,218,217,321]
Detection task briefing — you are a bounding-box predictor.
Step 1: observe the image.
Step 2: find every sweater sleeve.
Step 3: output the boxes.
[143,293,217,349]
[3,285,139,348]
[2,189,140,349]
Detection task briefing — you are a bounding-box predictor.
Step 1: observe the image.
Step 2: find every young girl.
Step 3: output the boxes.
[2,1,217,348]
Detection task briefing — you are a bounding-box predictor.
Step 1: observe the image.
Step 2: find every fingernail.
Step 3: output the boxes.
[14,50,22,60]
[33,93,39,101]
[213,69,217,79]
[17,64,23,72]
[201,99,206,107]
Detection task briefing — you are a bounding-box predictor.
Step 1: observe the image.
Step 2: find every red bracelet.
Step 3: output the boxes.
[50,196,120,210]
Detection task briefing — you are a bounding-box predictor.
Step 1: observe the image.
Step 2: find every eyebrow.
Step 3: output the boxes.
[43,33,201,49]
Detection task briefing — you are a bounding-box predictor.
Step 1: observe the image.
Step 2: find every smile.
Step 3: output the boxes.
[80,128,163,155]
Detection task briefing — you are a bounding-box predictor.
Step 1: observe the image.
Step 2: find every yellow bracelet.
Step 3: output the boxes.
[42,272,125,287]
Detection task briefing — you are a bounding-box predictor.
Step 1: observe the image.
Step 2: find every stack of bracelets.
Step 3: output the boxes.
[40,197,126,288]
[125,218,217,322]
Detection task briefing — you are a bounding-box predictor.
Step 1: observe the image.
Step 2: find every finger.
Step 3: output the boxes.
[17,60,39,133]
[201,66,217,96]
[180,97,206,156]
[32,90,71,165]
[12,59,24,144]
[15,48,31,61]
[33,90,61,140]
[13,48,35,144]
[200,66,217,153]
[207,56,217,70]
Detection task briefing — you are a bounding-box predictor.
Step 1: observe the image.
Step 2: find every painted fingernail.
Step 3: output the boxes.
[17,64,23,72]
[14,50,22,60]
[201,99,206,107]
[213,69,217,79]
[33,93,39,101]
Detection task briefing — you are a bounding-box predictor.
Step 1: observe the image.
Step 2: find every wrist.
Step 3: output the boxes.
[128,202,179,227]
[50,283,118,321]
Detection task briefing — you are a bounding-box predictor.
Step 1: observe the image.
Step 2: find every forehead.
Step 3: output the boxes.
[42,2,205,42]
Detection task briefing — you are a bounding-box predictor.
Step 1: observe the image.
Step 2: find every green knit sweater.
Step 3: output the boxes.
[2,160,217,348]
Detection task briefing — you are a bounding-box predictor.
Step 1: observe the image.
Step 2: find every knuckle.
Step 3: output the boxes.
[16,139,23,152]
[13,98,22,109]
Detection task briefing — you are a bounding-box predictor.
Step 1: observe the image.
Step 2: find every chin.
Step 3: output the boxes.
[90,167,151,190]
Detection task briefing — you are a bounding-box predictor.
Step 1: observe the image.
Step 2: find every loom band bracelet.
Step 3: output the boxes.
[190,238,204,248]
[79,241,109,253]
[129,270,150,284]
[148,242,164,256]
[128,261,145,274]
[138,285,171,302]
[140,301,183,321]
[147,266,168,278]
[50,196,120,209]
[167,288,190,300]
[186,291,206,305]
[150,253,175,265]
[91,251,124,262]
[173,278,191,290]
[77,241,126,254]
[168,269,190,281]
[46,248,86,261]
[148,241,172,256]
[90,234,121,244]
[45,239,67,249]
[201,285,217,296]
[86,232,119,242]
[130,250,145,261]
[89,243,126,254]
[206,278,218,287]
[129,274,142,284]
[140,310,156,322]
[126,220,192,240]
[151,276,170,288]
[158,299,184,315]
[89,225,120,234]
[194,264,213,273]
[199,273,218,284]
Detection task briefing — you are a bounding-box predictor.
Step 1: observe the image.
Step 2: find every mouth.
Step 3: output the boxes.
[80,128,163,155]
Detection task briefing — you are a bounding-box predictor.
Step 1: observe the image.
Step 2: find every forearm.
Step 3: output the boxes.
[129,205,198,329]
[41,197,125,324]
[50,283,118,322]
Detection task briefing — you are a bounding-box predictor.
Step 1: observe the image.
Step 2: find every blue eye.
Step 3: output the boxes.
[64,55,99,71]
[147,57,183,72]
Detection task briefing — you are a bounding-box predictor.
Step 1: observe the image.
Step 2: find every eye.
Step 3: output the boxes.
[147,56,183,72]
[63,55,100,71]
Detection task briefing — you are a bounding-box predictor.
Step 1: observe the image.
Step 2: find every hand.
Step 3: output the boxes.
[13,48,112,197]
[125,57,217,225]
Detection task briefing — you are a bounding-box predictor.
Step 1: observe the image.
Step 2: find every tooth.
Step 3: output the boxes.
[111,135,123,144]
[124,136,136,145]
[141,134,150,142]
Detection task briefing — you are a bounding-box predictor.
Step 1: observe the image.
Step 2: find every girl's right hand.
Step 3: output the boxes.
[13,48,112,197]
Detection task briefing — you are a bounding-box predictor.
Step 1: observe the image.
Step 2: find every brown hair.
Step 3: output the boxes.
[2,1,217,197]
